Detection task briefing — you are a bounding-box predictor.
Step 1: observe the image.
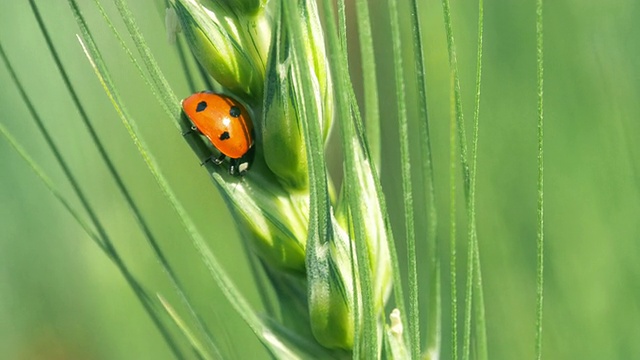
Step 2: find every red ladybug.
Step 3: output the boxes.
[182,91,255,175]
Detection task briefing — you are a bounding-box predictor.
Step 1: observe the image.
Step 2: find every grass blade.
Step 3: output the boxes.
[42,1,222,355]
[336,5,410,354]
[337,0,347,54]
[440,0,490,358]
[441,0,469,188]
[0,122,105,257]
[0,41,108,254]
[448,80,459,360]
[112,0,180,118]
[313,0,380,354]
[89,0,178,121]
[158,295,214,359]
[471,0,488,357]
[281,0,377,354]
[535,0,545,358]
[386,0,420,356]
[440,2,464,358]
[350,90,409,360]
[354,0,381,170]
[425,263,442,360]
[406,0,441,355]
[0,42,185,359]
[320,0,413,355]
[462,0,487,358]
[346,73,409,360]
[334,1,367,356]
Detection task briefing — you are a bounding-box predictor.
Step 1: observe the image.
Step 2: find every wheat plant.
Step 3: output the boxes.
[7,0,637,359]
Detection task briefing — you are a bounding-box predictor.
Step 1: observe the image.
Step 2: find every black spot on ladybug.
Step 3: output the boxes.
[229,106,241,118]
[196,101,207,112]
[219,131,231,141]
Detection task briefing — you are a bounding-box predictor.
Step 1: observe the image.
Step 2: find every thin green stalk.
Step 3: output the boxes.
[347,89,410,357]
[472,247,487,360]
[448,79,458,360]
[157,295,211,358]
[99,0,210,97]
[440,0,468,189]
[439,17,465,360]
[0,123,105,256]
[90,0,173,118]
[386,0,420,356]
[349,92,410,355]
[235,217,279,318]
[471,0,488,357]
[0,43,185,359]
[343,179,375,357]
[335,0,365,356]
[535,0,545,358]
[347,216,362,360]
[337,0,347,55]
[330,0,412,353]
[440,0,489,358]
[425,262,442,360]
[315,0,378,354]
[337,18,407,352]
[462,0,487,358]
[280,0,357,354]
[327,29,367,340]
[0,44,111,266]
[407,0,440,355]
[354,0,381,169]
[112,0,181,120]
[173,19,216,92]
[408,0,437,255]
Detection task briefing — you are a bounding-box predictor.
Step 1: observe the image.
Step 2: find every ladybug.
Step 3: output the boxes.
[182,91,255,175]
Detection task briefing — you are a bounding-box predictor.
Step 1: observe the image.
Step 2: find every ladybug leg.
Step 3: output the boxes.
[228,158,249,176]
[181,125,199,136]
[230,147,255,176]
[212,153,226,165]
[228,158,239,176]
[201,153,225,166]
[235,159,250,175]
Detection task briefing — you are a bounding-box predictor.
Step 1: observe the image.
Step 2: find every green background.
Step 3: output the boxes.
[1,0,638,359]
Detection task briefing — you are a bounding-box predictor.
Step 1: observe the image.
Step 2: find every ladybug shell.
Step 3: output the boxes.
[182,92,254,159]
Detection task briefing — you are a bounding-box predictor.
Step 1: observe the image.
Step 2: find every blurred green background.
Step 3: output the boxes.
[1,0,639,359]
